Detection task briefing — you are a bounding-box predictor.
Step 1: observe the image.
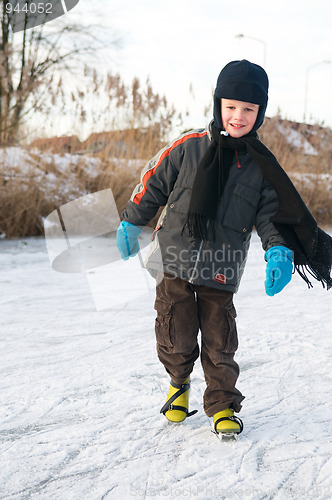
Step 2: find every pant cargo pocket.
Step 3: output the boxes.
[223,303,238,353]
[154,297,174,348]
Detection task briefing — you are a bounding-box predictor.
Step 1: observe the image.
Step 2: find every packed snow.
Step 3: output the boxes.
[1,231,331,499]
[275,123,318,156]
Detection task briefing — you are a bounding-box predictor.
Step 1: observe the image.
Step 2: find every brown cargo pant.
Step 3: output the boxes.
[154,274,244,416]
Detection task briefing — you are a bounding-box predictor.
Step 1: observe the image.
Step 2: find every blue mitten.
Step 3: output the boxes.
[116,221,142,261]
[264,246,293,296]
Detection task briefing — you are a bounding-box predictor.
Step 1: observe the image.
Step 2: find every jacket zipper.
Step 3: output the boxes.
[188,239,204,284]
[235,150,242,168]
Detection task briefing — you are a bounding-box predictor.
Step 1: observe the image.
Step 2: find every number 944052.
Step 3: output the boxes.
[6,2,53,15]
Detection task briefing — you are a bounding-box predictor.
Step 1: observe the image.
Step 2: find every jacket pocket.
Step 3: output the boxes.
[167,186,192,215]
[154,297,174,348]
[223,303,238,353]
[223,183,260,233]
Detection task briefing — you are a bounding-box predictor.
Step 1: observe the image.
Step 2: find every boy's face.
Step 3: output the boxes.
[221,99,259,138]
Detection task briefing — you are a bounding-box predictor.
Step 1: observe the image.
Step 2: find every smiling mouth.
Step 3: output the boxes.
[230,123,245,128]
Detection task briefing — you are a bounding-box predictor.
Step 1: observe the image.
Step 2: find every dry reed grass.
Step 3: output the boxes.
[260,116,332,226]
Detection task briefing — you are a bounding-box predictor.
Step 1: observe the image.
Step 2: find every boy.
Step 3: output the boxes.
[116,60,331,436]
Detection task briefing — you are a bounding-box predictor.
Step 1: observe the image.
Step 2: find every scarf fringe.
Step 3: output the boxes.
[295,263,332,290]
[185,214,215,241]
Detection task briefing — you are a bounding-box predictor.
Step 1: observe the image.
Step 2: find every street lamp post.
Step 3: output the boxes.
[304,60,331,122]
[235,33,267,68]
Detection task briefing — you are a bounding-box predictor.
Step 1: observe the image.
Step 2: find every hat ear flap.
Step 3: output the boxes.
[213,94,223,129]
[252,103,267,132]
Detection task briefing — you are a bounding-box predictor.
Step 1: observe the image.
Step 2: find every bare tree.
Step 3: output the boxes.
[0,1,111,145]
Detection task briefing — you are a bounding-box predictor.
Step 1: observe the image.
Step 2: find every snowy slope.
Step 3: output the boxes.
[275,123,318,156]
[0,233,331,500]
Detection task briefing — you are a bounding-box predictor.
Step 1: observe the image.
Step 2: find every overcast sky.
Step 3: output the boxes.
[68,0,332,134]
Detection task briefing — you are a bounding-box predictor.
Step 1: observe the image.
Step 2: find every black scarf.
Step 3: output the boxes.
[186,125,332,290]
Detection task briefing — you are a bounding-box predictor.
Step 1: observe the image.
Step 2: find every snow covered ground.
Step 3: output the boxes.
[1,232,331,499]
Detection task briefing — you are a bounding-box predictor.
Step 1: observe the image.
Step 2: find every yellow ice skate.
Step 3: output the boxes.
[213,408,243,436]
[160,377,197,422]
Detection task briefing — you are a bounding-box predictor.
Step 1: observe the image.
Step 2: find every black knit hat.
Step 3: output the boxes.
[213,59,269,132]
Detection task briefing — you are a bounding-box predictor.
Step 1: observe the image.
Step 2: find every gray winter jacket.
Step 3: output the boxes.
[122,124,285,293]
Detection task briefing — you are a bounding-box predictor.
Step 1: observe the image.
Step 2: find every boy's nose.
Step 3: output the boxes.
[233,110,244,121]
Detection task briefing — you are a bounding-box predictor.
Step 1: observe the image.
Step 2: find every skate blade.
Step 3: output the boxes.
[211,428,238,441]
[217,432,238,442]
